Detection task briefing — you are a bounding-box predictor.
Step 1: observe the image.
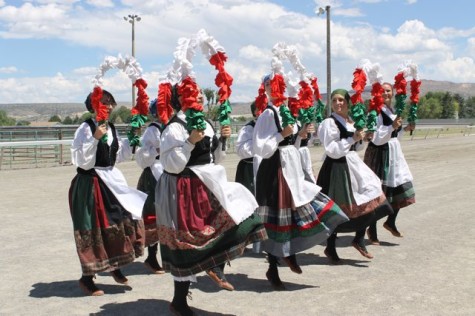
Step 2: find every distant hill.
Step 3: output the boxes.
[2,79,475,122]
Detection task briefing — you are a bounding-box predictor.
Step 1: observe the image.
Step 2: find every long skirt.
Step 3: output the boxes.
[137,167,159,247]
[155,171,267,277]
[256,151,348,257]
[235,158,255,194]
[364,143,415,209]
[69,171,145,275]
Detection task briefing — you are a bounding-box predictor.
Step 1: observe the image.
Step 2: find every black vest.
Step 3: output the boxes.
[381,110,402,138]
[331,115,356,152]
[166,115,219,167]
[148,121,164,160]
[267,106,297,146]
[83,118,119,167]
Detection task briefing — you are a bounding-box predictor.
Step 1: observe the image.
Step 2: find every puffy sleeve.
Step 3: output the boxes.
[253,108,284,159]
[235,124,254,159]
[70,122,99,170]
[371,114,394,146]
[159,122,195,174]
[318,118,355,159]
[115,129,133,163]
[135,125,161,169]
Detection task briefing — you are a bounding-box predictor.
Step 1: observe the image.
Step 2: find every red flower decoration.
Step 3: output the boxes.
[178,77,203,112]
[311,77,322,102]
[394,72,407,95]
[410,79,421,104]
[254,83,268,116]
[298,81,313,110]
[368,82,384,114]
[287,97,300,117]
[350,68,367,105]
[270,74,287,107]
[91,86,109,122]
[210,52,233,103]
[157,82,174,124]
[131,78,149,116]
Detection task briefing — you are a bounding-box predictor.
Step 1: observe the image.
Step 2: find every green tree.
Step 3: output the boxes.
[109,106,132,124]
[79,112,92,122]
[48,114,62,122]
[462,96,475,118]
[62,116,74,125]
[202,88,215,110]
[440,92,456,119]
[205,104,220,121]
[16,120,31,126]
[0,110,16,126]
[418,96,442,119]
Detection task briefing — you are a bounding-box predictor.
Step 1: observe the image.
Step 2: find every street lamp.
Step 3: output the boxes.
[317,5,331,117]
[123,14,141,107]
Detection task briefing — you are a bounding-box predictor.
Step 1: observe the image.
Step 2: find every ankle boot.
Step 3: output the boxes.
[283,254,302,274]
[266,254,285,290]
[144,244,165,274]
[324,233,340,263]
[79,275,104,296]
[170,281,194,316]
[110,269,128,285]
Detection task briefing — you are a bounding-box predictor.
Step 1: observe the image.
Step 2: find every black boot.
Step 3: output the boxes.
[352,229,373,259]
[79,275,104,296]
[266,254,285,290]
[170,281,194,316]
[324,233,340,264]
[367,222,380,245]
[384,208,403,237]
[144,243,165,274]
[283,254,302,274]
[110,269,128,285]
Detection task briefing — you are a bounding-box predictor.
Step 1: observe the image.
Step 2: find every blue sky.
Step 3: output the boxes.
[1,0,475,104]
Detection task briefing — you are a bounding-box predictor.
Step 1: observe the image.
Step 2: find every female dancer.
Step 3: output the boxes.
[364,82,415,244]
[135,99,165,274]
[69,90,146,296]
[253,74,348,290]
[317,89,392,262]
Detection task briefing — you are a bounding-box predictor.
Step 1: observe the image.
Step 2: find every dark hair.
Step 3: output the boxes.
[84,89,117,113]
[171,84,181,111]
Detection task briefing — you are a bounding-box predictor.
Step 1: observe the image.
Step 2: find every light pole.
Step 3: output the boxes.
[123,14,141,107]
[318,5,331,117]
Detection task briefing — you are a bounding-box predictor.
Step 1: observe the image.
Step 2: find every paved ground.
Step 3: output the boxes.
[0,135,474,316]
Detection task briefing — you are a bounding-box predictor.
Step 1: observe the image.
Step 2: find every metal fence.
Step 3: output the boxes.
[0,122,473,170]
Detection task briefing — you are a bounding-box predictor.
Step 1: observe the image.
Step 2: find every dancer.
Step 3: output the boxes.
[364,82,415,243]
[253,72,348,290]
[235,101,258,194]
[317,89,392,262]
[135,98,165,274]
[155,30,267,316]
[69,89,146,296]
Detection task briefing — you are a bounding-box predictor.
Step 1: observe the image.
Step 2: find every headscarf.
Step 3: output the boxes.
[331,88,351,106]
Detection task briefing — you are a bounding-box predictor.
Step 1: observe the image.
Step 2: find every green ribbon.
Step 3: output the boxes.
[314,99,326,124]
[408,103,418,124]
[298,107,316,125]
[98,120,108,143]
[350,102,366,130]
[218,99,232,126]
[366,110,378,132]
[279,105,296,127]
[395,94,407,117]
[185,108,207,131]
[127,114,148,147]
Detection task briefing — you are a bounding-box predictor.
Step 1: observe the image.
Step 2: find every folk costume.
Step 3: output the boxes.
[135,99,166,274]
[235,102,257,194]
[253,68,348,290]
[364,104,415,240]
[317,89,392,262]
[69,89,146,296]
[154,29,267,316]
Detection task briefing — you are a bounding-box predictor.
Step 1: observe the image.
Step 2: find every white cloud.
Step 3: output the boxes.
[86,0,114,8]
[0,0,474,103]
[0,0,5,7]
[406,0,417,4]
[0,66,18,74]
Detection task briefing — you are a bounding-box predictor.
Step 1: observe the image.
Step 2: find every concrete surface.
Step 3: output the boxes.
[0,135,474,316]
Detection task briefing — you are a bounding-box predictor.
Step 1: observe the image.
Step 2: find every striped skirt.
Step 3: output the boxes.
[364,143,416,209]
[155,170,267,277]
[68,171,145,275]
[256,151,348,257]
